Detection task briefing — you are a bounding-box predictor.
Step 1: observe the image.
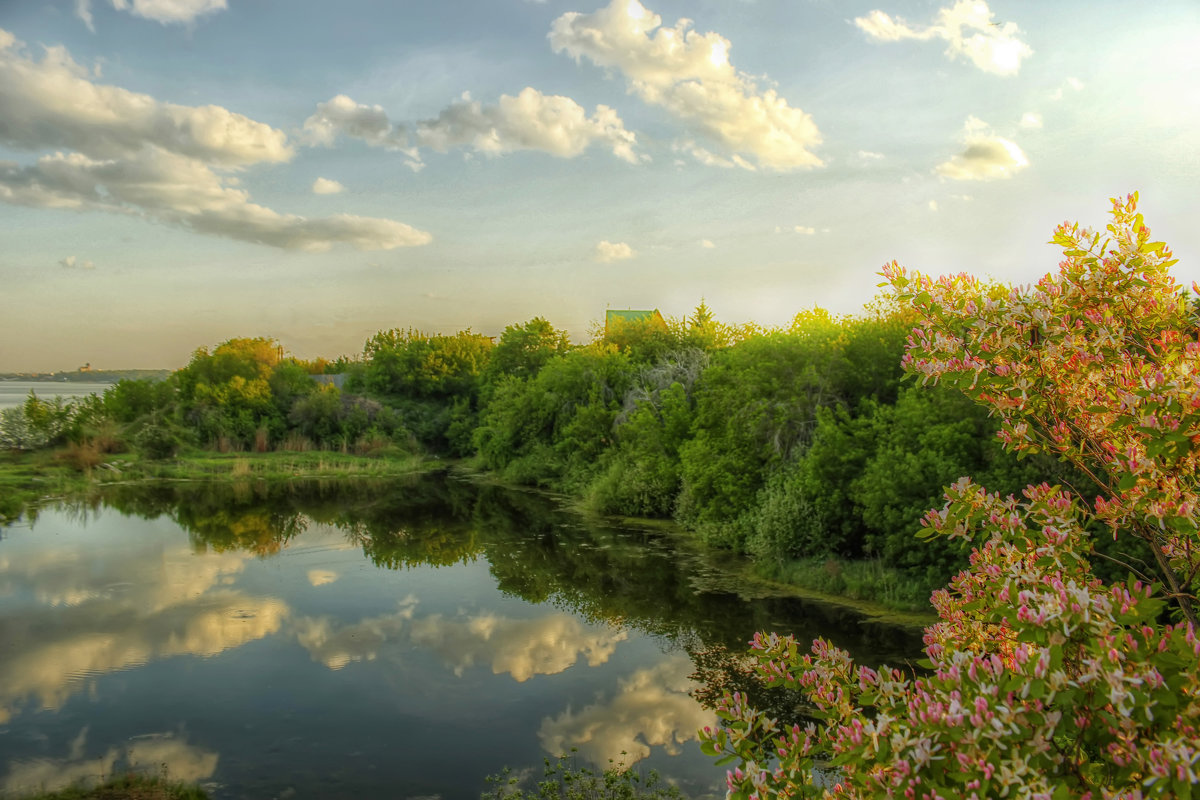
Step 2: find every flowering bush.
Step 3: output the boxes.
[701,195,1200,799]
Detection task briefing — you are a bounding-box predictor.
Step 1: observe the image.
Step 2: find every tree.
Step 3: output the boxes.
[702,196,1200,799]
[484,317,572,385]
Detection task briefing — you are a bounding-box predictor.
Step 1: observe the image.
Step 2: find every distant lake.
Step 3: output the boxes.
[0,474,922,799]
[0,380,113,411]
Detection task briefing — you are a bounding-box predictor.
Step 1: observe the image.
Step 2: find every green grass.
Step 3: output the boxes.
[0,446,434,524]
[8,773,209,800]
[753,555,939,621]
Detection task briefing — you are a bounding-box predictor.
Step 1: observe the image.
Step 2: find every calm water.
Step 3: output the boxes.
[0,381,114,411]
[0,474,922,799]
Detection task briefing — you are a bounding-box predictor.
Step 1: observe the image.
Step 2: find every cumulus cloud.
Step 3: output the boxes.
[311,177,345,195]
[928,199,939,211]
[302,94,408,150]
[416,87,642,164]
[1019,111,1043,129]
[550,0,821,171]
[855,1,1032,76]
[96,0,228,25]
[934,116,1028,181]
[699,239,714,248]
[0,150,432,250]
[58,255,95,269]
[857,150,885,161]
[0,31,430,251]
[595,240,635,262]
[538,655,717,767]
[794,225,815,235]
[0,32,290,166]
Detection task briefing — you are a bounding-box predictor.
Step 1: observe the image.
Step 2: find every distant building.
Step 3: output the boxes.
[605,309,666,336]
[78,363,92,372]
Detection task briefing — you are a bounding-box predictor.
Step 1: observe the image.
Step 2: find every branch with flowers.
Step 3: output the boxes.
[701,195,1200,799]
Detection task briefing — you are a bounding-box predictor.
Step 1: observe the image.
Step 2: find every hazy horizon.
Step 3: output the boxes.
[2,0,1198,372]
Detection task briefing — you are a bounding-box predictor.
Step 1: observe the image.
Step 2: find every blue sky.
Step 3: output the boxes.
[1,0,1198,370]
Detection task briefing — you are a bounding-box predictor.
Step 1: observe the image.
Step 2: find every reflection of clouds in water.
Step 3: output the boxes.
[410,612,627,682]
[1,728,218,795]
[539,654,717,767]
[292,604,625,682]
[0,530,287,721]
[307,568,339,586]
[293,595,419,670]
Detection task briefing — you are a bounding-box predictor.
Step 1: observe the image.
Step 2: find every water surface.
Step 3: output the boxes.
[0,474,922,799]
[0,381,113,411]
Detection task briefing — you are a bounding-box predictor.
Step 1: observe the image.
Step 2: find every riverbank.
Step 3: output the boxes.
[0,447,431,523]
[11,774,209,800]
[0,447,935,624]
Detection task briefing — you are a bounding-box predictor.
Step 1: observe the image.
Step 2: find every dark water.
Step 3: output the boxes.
[0,473,923,799]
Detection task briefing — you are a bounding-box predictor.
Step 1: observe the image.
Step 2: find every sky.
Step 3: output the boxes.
[1,0,1198,371]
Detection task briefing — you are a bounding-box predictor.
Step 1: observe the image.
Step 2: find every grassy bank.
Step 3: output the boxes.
[9,774,209,800]
[752,556,939,619]
[0,446,432,523]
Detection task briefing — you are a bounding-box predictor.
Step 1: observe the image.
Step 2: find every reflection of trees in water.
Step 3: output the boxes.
[77,472,922,677]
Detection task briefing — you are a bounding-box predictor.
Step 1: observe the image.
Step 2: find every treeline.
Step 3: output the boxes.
[0,302,1104,604]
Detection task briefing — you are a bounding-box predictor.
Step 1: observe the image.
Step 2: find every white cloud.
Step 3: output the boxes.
[595,240,635,262]
[857,150,885,161]
[1019,111,1043,129]
[109,0,228,25]
[699,239,714,248]
[75,0,96,32]
[538,655,717,767]
[1049,76,1084,100]
[794,225,815,235]
[302,94,407,150]
[855,1,1032,76]
[0,31,430,252]
[416,87,642,164]
[935,116,1028,181]
[0,31,290,166]
[58,255,95,269]
[928,199,939,211]
[0,149,433,251]
[550,0,822,171]
[311,177,345,195]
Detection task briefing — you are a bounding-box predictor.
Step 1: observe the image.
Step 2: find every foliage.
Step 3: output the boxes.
[702,196,1200,799]
[8,772,210,800]
[0,393,75,450]
[483,753,682,800]
[474,343,634,489]
[676,312,908,544]
[484,317,573,385]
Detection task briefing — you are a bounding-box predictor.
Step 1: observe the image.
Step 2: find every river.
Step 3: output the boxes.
[0,380,114,411]
[0,473,923,799]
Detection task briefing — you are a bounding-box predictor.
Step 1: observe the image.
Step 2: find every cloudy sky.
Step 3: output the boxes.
[1,0,1197,370]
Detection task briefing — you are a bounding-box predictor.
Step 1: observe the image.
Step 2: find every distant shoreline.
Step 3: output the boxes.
[0,370,171,383]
